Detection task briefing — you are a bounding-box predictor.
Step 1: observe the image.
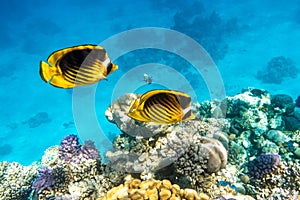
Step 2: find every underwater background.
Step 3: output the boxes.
[0,0,299,199]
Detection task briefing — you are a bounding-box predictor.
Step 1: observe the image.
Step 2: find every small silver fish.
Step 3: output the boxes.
[143,73,153,84]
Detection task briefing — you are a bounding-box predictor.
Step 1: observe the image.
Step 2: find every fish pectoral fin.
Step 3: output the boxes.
[127,110,150,122]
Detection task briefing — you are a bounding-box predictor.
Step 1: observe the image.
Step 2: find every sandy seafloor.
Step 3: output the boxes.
[0,0,299,167]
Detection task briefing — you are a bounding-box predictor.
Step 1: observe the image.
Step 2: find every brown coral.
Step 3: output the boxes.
[97,175,207,200]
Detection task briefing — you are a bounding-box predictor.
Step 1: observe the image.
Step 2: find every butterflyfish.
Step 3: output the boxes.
[127,90,194,124]
[40,44,118,88]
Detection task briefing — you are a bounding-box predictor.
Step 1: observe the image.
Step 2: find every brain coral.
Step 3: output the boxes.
[97,175,209,200]
[247,153,281,179]
[175,135,228,183]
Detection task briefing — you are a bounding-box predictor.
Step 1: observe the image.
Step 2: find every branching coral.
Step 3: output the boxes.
[0,161,37,199]
[33,135,125,200]
[244,160,300,199]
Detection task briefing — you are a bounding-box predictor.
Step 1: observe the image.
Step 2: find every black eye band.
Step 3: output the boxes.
[106,62,113,74]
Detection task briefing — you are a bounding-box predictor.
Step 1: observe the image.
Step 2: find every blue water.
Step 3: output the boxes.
[0,0,299,165]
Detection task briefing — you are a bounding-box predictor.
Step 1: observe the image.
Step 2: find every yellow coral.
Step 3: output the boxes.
[98,175,207,200]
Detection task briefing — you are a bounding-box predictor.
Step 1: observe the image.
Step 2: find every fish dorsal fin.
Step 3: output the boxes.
[47,44,99,66]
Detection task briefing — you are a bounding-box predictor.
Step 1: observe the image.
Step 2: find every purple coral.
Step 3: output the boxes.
[58,134,81,162]
[80,140,101,161]
[32,167,55,193]
[58,134,101,163]
[247,153,281,179]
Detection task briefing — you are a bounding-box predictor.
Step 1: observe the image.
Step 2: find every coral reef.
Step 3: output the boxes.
[1,88,299,200]
[271,94,295,115]
[0,161,37,200]
[282,111,300,131]
[30,135,125,200]
[256,56,299,84]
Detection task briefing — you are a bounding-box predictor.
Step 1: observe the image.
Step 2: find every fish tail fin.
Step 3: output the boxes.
[182,108,195,121]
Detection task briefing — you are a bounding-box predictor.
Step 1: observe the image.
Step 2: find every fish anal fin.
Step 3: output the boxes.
[127,110,151,122]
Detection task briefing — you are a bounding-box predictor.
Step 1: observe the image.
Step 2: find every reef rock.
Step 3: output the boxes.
[271,94,295,115]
